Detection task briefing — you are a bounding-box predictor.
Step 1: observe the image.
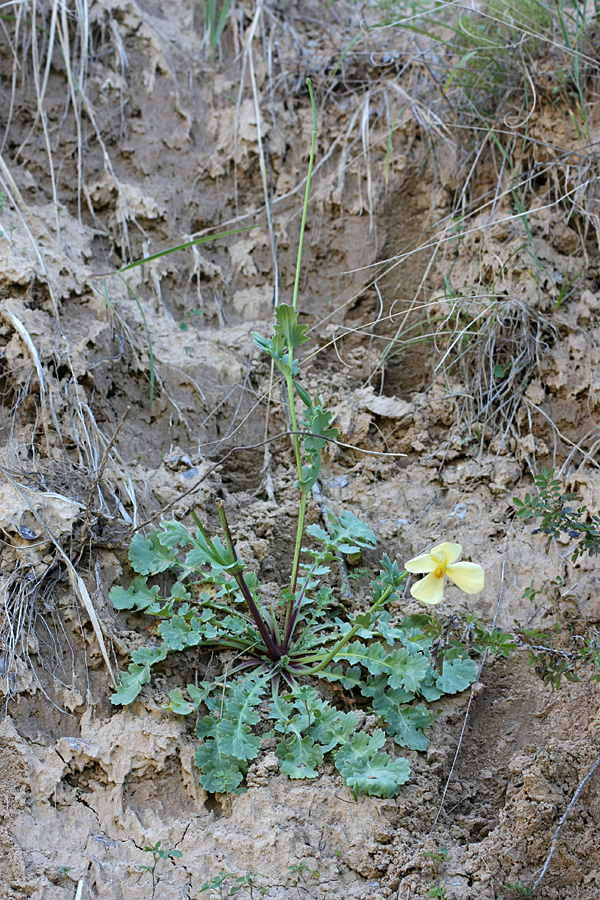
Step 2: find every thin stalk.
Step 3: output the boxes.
[288,664,338,677]
[291,79,317,312]
[198,638,257,652]
[232,569,283,660]
[285,79,318,598]
[289,492,307,595]
[283,555,320,647]
[285,372,304,484]
[217,500,282,661]
[300,584,395,674]
[264,606,281,644]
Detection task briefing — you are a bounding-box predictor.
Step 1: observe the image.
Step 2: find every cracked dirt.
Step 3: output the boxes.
[1,1,600,898]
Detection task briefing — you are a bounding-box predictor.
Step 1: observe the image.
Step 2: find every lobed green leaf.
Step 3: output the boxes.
[110,576,160,612]
[129,532,175,576]
[386,705,432,751]
[435,656,478,694]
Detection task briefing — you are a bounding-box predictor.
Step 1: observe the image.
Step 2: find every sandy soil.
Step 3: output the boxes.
[1,1,600,898]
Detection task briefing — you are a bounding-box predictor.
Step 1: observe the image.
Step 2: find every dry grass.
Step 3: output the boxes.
[1,0,600,708]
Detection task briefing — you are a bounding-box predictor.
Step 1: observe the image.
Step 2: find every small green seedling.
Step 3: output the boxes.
[200,872,267,899]
[428,887,447,900]
[289,863,319,897]
[56,866,73,889]
[422,846,449,869]
[139,841,183,900]
[504,881,533,898]
[421,846,449,899]
[514,468,600,689]
[200,872,236,899]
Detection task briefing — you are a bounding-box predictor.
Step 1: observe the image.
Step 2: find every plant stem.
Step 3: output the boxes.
[217,500,282,661]
[285,373,304,485]
[285,79,318,597]
[301,584,395,674]
[284,553,319,647]
[291,78,317,313]
[290,491,307,595]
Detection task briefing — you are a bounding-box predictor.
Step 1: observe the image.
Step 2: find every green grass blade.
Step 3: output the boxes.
[97,224,263,277]
[116,275,155,410]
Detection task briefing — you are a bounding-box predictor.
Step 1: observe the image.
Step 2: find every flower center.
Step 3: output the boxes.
[430,554,446,580]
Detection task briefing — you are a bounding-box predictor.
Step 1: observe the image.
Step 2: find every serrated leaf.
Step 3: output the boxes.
[268,693,294,726]
[188,682,212,707]
[385,649,430,692]
[323,665,364,690]
[159,616,195,650]
[196,675,266,762]
[277,736,323,779]
[335,640,386,674]
[111,644,168,706]
[378,618,410,647]
[110,576,160,612]
[129,532,174,575]
[309,510,376,557]
[340,752,411,798]
[164,689,194,715]
[157,520,196,549]
[435,656,478,694]
[400,628,433,654]
[131,645,168,666]
[418,670,444,701]
[337,510,377,551]
[160,616,207,649]
[306,523,329,542]
[335,729,387,773]
[358,673,389,699]
[386,705,431,750]
[213,719,262,760]
[194,744,246,793]
[335,642,429,693]
[299,400,339,491]
[274,303,309,349]
[311,708,358,753]
[171,580,191,601]
[335,730,410,796]
[363,676,415,712]
[110,664,151,705]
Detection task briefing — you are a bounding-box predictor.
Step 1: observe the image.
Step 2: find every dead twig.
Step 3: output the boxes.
[430,560,506,832]
[128,429,406,537]
[80,406,130,544]
[0,468,116,687]
[534,750,600,887]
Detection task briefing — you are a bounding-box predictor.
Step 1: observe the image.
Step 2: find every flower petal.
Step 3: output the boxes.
[430,542,462,566]
[410,572,445,604]
[445,562,484,594]
[404,552,437,574]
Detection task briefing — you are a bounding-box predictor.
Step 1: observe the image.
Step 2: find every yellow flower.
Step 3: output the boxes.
[404,542,484,605]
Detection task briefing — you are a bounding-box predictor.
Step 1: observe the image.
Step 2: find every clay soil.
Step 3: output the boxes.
[1,2,600,898]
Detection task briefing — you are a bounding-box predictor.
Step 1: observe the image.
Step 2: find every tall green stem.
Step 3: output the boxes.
[289,491,307,595]
[301,584,395,675]
[286,77,318,596]
[291,78,317,313]
[286,373,304,484]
